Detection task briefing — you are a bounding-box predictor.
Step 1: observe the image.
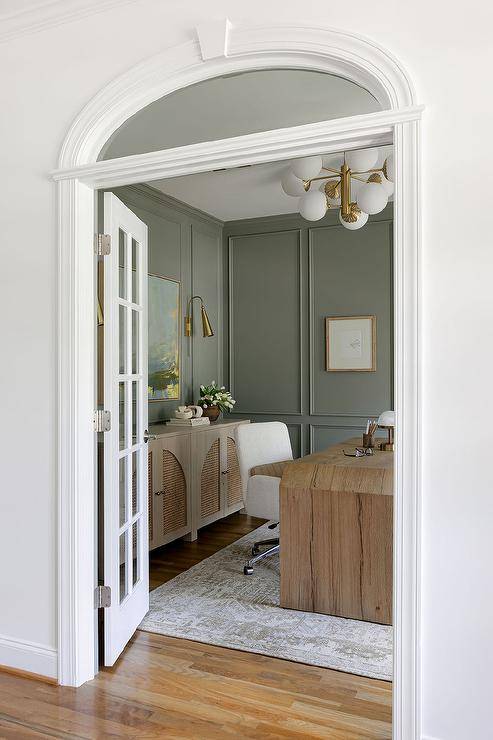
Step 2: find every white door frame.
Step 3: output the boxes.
[53,22,422,740]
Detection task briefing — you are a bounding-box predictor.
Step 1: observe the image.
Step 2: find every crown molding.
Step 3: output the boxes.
[0,0,138,44]
[118,183,224,229]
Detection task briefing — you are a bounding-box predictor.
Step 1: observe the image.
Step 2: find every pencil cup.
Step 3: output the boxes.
[362,433,374,449]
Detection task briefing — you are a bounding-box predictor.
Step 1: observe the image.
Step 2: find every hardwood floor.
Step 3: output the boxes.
[0,514,391,737]
[149,511,266,590]
[0,632,392,738]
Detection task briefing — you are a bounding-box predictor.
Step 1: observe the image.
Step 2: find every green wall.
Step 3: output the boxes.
[105,185,224,424]
[223,205,393,457]
[100,185,393,449]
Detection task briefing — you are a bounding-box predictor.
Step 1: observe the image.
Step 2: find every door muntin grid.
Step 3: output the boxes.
[117,228,145,605]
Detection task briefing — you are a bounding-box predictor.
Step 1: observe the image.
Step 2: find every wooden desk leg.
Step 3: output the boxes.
[279,487,314,612]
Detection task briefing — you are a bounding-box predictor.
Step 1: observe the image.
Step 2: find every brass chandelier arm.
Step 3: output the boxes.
[305,174,341,186]
[321,166,342,175]
[351,166,385,175]
[304,172,367,190]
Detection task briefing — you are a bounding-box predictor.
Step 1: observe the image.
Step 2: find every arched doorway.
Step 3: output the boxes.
[55,22,421,740]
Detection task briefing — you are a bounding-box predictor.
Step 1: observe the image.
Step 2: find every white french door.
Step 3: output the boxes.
[103,193,149,665]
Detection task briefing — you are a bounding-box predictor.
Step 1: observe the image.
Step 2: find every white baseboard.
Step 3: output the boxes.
[422,735,442,740]
[0,633,57,680]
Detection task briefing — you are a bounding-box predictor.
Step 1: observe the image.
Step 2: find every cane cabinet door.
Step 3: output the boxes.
[224,433,244,516]
[196,429,222,529]
[150,434,191,548]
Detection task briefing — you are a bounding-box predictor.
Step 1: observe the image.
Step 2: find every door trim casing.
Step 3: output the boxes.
[54,22,422,740]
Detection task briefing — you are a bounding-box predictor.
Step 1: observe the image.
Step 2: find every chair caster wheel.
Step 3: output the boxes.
[251,546,259,555]
[244,566,253,575]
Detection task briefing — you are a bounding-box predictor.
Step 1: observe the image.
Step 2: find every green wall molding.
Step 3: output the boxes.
[223,204,393,456]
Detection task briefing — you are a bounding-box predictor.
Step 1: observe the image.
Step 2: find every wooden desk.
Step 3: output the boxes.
[279,439,393,625]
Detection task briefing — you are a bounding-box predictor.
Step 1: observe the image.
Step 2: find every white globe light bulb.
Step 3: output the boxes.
[384,154,395,182]
[339,208,369,230]
[291,156,323,181]
[299,190,327,221]
[381,175,394,197]
[281,170,307,197]
[345,148,378,172]
[357,182,388,215]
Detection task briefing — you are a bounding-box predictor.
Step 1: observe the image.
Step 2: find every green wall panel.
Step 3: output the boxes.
[310,220,393,417]
[104,185,223,424]
[229,229,302,415]
[191,225,222,402]
[224,205,393,454]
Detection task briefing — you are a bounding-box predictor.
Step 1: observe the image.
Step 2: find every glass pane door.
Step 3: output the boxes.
[103,193,149,666]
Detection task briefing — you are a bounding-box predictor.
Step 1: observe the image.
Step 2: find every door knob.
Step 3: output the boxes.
[144,429,157,443]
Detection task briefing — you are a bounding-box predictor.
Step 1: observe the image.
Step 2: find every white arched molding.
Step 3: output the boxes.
[58,23,416,168]
[56,22,422,740]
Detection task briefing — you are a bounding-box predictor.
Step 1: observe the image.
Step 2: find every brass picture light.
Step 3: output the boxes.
[184,295,214,338]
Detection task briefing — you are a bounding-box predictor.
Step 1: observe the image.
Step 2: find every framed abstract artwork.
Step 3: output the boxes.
[325,315,376,372]
[148,274,181,401]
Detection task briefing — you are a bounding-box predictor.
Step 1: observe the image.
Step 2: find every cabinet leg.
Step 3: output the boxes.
[183,529,198,542]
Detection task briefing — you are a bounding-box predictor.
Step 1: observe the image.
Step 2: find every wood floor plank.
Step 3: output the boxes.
[0,633,391,739]
[0,514,391,737]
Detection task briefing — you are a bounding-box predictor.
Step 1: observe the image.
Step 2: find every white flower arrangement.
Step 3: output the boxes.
[198,381,236,412]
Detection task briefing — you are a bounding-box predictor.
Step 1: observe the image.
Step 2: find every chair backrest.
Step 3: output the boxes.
[236,422,293,492]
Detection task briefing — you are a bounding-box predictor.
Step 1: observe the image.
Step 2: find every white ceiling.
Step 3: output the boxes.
[149,148,392,222]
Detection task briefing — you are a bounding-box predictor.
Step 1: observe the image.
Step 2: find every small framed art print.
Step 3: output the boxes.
[325,315,376,372]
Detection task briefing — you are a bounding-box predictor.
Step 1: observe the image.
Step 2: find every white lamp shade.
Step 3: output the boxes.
[299,190,327,221]
[322,153,344,170]
[339,208,369,230]
[345,148,378,172]
[281,170,307,197]
[378,410,395,427]
[384,153,395,182]
[357,182,388,215]
[291,155,323,180]
[381,175,394,197]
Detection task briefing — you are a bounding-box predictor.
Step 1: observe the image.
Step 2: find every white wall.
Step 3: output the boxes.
[0,1,491,737]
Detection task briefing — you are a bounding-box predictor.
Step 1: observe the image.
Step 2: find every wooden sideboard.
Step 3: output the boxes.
[147,420,248,551]
[279,439,393,625]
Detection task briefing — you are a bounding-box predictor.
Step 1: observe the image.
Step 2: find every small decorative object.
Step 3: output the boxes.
[281,149,394,230]
[362,419,378,449]
[377,410,395,451]
[197,381,236,423]
[148,274,181,401]
[187,404,203,418]
[325,315,376,372]
[174,405,193,420]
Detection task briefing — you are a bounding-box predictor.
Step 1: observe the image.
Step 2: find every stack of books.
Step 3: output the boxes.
[167,417,210,427]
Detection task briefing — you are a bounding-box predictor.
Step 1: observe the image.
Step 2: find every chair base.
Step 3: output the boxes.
[243,538,279,575]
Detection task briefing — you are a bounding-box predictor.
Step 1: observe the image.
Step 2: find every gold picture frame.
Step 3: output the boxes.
[325,315,376,372]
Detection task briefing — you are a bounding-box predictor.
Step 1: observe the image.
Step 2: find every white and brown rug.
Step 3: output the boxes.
[139,522,392,680]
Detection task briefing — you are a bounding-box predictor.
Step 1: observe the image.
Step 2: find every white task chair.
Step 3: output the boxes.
[236,422,293,575]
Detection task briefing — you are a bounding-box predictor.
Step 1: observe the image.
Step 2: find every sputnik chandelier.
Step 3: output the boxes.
[281,148,394,230]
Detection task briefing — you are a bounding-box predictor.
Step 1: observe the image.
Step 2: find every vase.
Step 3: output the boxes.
[201,405,221,422]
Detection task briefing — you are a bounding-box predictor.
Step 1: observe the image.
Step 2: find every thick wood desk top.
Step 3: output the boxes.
[280,437,394,623]
[282,438,394,497]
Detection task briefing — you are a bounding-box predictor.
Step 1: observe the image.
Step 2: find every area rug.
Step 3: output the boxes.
[139,522,392,680]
